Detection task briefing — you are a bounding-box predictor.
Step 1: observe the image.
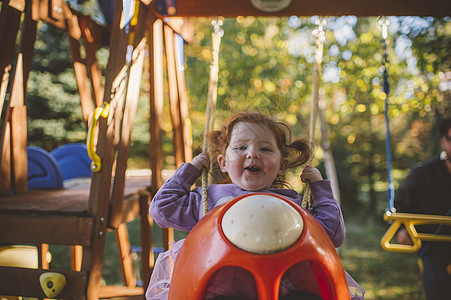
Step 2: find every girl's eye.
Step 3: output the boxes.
[235,146,246,150]
[261,147,272,152]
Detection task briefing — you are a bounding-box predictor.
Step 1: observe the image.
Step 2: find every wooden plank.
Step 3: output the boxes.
[10,105,27,193]
[36,0,66,32]
[69,36,94,123]
[0,120,11,195]
[164,17,194,43]
[4,2,37,194]
[38,243,49,269]
[168,0,451,17]
[0,2,21,111]
[16,1,37,91]
[0,4,22,196]
[0,178,150,213]
[148,16,175,252]
[84,0,127,297]
[148,16,164,196]
[164,24,184,167]
[0,186,90,213]
[109,2,149,229]
[7,0,25,12]
[174,34,193,162]
[98,285,144,298]
[71,245,83,271]
[121,195,141,224]
[0,266,87,298]
[115,223,136,287]
[139,193,153,288]
[80,15,104,107]
[0,214,94,246]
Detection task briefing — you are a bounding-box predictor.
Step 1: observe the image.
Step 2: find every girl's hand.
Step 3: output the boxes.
[300,165,323,183]
[191,153,210,172]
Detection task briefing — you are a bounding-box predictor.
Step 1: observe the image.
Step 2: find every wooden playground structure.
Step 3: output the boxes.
[0,0,449,299]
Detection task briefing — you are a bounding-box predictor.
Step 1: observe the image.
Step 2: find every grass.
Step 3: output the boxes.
[48,212,425,299]
[339,215,425,300]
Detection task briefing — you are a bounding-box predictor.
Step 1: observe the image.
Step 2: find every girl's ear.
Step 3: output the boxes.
[278,158,289,176]
[218,155,228,173]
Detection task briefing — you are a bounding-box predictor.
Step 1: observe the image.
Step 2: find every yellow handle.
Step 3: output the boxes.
[380,216,422,254]
[381,211,451,254]
[87,102,110,172]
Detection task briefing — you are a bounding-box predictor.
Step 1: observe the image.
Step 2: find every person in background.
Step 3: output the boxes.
[395,116,451,300]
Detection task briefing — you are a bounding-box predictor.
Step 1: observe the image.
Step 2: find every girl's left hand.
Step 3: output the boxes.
[300,165,323,183]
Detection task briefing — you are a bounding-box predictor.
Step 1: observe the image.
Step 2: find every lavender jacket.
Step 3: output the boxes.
[150,163,346,247]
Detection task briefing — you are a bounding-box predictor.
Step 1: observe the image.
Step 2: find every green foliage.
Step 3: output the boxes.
[26,24,87,151]
[19,15,451,211]
[184,16,451,211]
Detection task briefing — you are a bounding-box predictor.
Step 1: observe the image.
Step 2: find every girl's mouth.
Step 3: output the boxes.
[245,166,261,173]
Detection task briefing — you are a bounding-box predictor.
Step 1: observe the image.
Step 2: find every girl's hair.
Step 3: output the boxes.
[207,111,311,188]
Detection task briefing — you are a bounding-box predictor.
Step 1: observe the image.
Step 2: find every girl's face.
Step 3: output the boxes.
[218,122,288,191]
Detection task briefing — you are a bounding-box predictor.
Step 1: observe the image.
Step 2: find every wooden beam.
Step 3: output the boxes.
[148,16,165,196]
[0,3,22,196]
[164,24,185,167]
[0,214,94,246]
[10,105,27,193]
[164,17,194,43]
[0,266,87,298]
[0,3,21,109]
[68,36,94,123]
[174,34,193,163]
[79,15,105,107]
[165,0,451,17]
[84,0,128,297]
[148,15,175,251]
[109,1,149,230]
[115,223,137,287]
[139,192,153,288]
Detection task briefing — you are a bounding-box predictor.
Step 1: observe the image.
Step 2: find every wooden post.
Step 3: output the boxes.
[148,15,174,250]
[0,3,23,196]
[7,1,38,194]
[84,0,126,298]
[174,33,193,162]
[164,24,185,167]
[140,192,153,288]
[68,36,94,125]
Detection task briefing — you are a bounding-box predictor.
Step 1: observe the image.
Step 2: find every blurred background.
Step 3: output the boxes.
[11,1,451,298]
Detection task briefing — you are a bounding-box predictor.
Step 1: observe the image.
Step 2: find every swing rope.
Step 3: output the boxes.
[378,16,395,213]
[302,18,326,209]
[202,19,224,215]
[378,16,451,253]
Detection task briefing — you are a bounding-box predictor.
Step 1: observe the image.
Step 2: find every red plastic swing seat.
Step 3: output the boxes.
[168,193,350,300]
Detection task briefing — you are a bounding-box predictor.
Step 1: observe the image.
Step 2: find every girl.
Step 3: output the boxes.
[147,111,364,300]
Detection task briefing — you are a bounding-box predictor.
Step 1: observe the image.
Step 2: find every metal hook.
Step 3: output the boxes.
[312,17,327,41]
[211,17,224,38]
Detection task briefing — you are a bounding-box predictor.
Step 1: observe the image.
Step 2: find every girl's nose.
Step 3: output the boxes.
[246,147,260,159]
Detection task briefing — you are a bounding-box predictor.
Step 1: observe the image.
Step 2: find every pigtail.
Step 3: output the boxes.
[286,138,311,169]
[206,129,231,184]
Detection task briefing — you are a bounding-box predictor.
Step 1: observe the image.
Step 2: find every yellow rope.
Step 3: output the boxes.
[302,18,326,209]
[202,19,223,215]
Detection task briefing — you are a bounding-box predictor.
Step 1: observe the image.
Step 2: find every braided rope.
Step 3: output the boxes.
[202,19,223,215]
[301,19,325,209]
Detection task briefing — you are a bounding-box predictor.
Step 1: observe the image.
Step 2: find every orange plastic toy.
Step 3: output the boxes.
[168,193,350,300]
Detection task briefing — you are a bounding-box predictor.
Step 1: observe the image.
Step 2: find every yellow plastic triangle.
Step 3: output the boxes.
[39,272,67,298]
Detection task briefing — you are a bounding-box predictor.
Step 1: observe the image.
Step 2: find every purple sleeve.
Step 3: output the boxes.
[308,180,346,248]
[149,163,203,231]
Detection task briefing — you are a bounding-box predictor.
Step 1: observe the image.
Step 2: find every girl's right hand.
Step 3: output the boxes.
[190,153,210,172]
